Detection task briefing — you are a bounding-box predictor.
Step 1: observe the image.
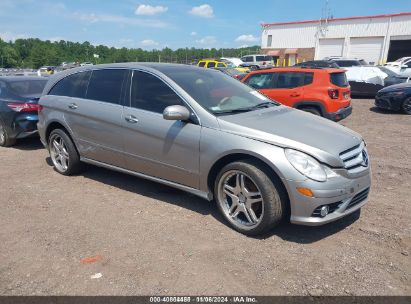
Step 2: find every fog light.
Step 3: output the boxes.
[320,205,329,217]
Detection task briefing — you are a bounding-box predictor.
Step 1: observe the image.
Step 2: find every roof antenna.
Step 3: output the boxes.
[319,0,331,35]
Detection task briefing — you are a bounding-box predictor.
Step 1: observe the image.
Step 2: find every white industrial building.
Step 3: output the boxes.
[261,12,411,65]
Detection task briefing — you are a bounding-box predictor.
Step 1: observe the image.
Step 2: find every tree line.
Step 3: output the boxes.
[0,37,260,69]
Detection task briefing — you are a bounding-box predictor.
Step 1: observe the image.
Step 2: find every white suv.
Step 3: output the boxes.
[240,55,275,69]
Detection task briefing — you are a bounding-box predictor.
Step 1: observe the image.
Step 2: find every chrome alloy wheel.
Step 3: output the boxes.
[50,134,70,172]
[218,170,264,229]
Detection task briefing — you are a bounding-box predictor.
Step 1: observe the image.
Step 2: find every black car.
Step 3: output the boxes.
[0,77,48,146]
[375,82,411,114]
[294,60,340,68]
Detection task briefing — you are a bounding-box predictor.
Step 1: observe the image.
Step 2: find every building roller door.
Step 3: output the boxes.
[349,37,384,64]
[317,38,344,59]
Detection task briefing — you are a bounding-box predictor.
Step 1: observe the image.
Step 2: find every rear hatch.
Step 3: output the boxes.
[329,71,351,101]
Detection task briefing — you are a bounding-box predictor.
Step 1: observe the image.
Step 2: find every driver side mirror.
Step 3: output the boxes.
[163,105,191,121]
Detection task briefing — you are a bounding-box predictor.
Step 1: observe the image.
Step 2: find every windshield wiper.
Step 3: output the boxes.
[249,102,276,109]
[213,102,276,115]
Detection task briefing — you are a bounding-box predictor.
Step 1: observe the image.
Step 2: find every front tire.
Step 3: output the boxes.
[214,161,285,236]
[0,120,16,147]
[402,97,411,115]
[48,129,83,175]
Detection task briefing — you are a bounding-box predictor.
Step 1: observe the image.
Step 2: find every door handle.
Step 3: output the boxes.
[125,115,139,123]
[68,103,78,109]
[290,93,300,97]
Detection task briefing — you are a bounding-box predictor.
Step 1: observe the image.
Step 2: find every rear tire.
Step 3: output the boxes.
[402,97,411,115]
[214,160,285,236]
[301,107,321,116]
[48,129,83,175]
[0,120,16,147]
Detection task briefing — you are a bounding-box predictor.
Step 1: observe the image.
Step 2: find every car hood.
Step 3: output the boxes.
[217,106,363,167]
[380,82,411,92]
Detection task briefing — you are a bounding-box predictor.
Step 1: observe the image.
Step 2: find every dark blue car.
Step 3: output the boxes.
[0,77,48,146]
[375,82,411,115]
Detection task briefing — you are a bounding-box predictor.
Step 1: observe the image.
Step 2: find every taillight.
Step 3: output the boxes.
[7,102,42,112]
[328,89,339,99]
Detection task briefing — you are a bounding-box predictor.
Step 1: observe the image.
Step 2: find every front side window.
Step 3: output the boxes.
[86,69,127,104]
[275,72,309,89]
[130,71,183,114]
[244,73,274,89]
[241,56,252,62]
[155,66,279,115]
[49,71,91,98]
[256,56,266,62]
[217,63,226,68]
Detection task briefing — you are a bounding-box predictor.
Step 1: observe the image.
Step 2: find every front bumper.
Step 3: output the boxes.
[324,106,352,122]
[375,94,403,111]
[286,169,371,226]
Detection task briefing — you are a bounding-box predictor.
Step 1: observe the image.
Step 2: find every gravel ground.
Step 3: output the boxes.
[0,99,410,296]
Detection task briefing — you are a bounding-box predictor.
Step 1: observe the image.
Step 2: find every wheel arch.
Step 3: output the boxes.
[206,152,290,212]
[45,120,78,152]
[293,101,326,116]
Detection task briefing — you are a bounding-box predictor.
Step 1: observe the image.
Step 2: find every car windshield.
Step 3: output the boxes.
[378,67,399,77]
[158,66,279,115]
[8,79,47,96]
[394,57,405,62]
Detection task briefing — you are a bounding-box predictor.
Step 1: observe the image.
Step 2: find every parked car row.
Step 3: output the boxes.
[1,63,373,236]
[295,57,411,97]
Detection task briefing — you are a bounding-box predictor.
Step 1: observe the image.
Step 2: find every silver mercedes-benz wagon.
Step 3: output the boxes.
[38,63,371,235]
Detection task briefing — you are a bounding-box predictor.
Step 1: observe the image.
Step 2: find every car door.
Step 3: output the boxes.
[265,71,307,107]
[50,69,128,168]
[243,72,275,97]
[121,70,201,189]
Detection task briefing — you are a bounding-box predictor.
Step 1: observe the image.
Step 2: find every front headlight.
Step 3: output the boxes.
[285,149,327,182]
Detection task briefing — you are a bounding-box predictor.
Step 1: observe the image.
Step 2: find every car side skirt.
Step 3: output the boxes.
[80,157,212,201]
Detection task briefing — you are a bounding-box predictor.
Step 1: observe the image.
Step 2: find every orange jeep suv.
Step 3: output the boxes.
[241,67,352,121]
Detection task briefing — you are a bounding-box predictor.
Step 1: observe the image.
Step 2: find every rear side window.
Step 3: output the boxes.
[334,60,361,67]
[86,69,127,104]
[275,72,312,88]
[198,61,206,67]
[9,80,47,96]
[244,73,274,89]
[207,62,216,68]
[130,71,183,114]
[330,72,349,87]
[49,71,91,98]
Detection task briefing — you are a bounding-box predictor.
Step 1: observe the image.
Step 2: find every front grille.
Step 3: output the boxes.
[346,188,370,210]
[339,142,368,173]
